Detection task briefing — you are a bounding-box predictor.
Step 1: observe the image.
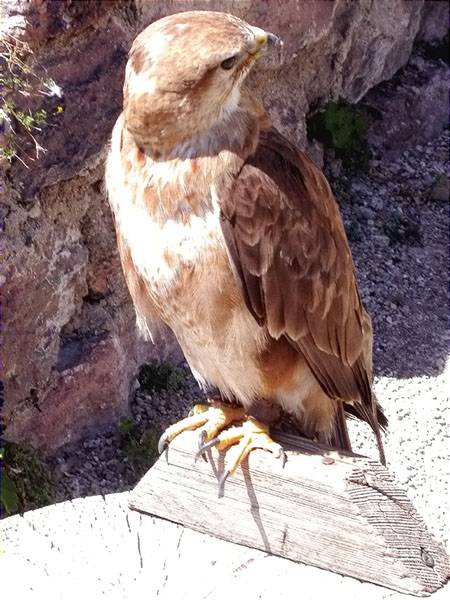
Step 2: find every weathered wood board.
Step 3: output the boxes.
[129,431,449,596]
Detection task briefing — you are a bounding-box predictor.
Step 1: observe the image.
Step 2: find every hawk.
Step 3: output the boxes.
[106,11,386,488]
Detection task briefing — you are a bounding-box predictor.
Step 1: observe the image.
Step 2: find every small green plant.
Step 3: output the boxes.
[0,441,56,516]
[118,417,159,478]
[307,99,369,171]
[0,34,63,167]
[1,447,19,514]
[138,362,185,392]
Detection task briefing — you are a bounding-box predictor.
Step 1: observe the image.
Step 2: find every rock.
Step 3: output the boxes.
[1,0,448,455]
[372,234,391,247]
[306,139,324,169]
[326,152,343,180]
[136,0,432,146]
[428,174,449,202]
[6,19,131,201]
[2,139,180,455]
[357,206,374,221]
[363,55,448,156]
[417,0,450,43]
[367,196,384,211]
[351,181,368,194]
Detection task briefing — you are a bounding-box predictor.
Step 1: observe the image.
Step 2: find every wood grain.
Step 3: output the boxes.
[129,431,449,596]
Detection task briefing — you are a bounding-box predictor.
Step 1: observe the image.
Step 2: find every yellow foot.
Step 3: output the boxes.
[158,401,286,493]
[196,417,286,493]
[157,401,246,454]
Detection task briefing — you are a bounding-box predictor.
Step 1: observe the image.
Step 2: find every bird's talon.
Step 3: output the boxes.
[196,429,208,461]
[156,404,285,493]
[195,435,220,460]
[218,469,230,496]
[157,433,169,455]
[277,447,287,467]
[198,429,207,447]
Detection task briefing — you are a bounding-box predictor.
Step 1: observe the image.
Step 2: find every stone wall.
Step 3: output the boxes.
[1,0,447,454]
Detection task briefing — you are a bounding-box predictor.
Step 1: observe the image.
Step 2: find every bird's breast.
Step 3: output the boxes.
[115,183,228,306]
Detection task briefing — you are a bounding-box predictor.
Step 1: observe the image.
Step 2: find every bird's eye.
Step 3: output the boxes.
[220,55,238,70]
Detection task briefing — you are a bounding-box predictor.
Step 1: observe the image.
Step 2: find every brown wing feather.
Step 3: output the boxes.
[220,127,386,441]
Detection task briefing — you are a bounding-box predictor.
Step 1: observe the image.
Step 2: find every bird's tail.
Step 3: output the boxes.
[371,397,387,466]
[332,398,387,465]
[330,401,353,454]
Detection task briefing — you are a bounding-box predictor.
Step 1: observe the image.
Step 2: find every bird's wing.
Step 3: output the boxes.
[219,127,380,431]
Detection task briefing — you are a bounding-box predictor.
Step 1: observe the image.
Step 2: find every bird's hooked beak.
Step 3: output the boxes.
[249,27,283,67]
[248,26,283,65]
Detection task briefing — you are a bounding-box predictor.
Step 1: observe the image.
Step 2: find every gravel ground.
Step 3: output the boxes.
[46,119,449,552]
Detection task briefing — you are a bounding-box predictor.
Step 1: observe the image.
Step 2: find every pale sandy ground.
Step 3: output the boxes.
[349,364,450,554]
[1,491,448,599]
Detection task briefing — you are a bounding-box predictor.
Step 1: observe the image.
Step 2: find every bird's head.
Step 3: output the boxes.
[123,11,281,157]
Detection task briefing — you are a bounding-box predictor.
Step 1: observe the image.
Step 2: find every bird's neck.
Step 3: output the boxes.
[165,92,266,160]
[122,91,270,220]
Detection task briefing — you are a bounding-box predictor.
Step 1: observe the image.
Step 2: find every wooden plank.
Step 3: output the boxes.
[129,431,449,596]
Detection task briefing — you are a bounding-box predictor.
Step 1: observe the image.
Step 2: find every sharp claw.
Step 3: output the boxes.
[197,430,208,462]
[198,429,207,448]
[195,436,220,461]
[277,447,287,468]
[157,433,169,454]
[218,469,230,497]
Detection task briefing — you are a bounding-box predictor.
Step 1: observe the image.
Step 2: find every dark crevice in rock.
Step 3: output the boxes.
[27,388,41,412]
[56,333,107,372]
[415,31,449,65]
[83,290,108,305]
[360,51,448,158]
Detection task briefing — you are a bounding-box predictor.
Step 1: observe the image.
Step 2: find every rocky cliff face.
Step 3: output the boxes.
[1,0,447,454]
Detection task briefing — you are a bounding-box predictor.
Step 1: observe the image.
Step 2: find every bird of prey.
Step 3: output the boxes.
[106,11,386,487]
